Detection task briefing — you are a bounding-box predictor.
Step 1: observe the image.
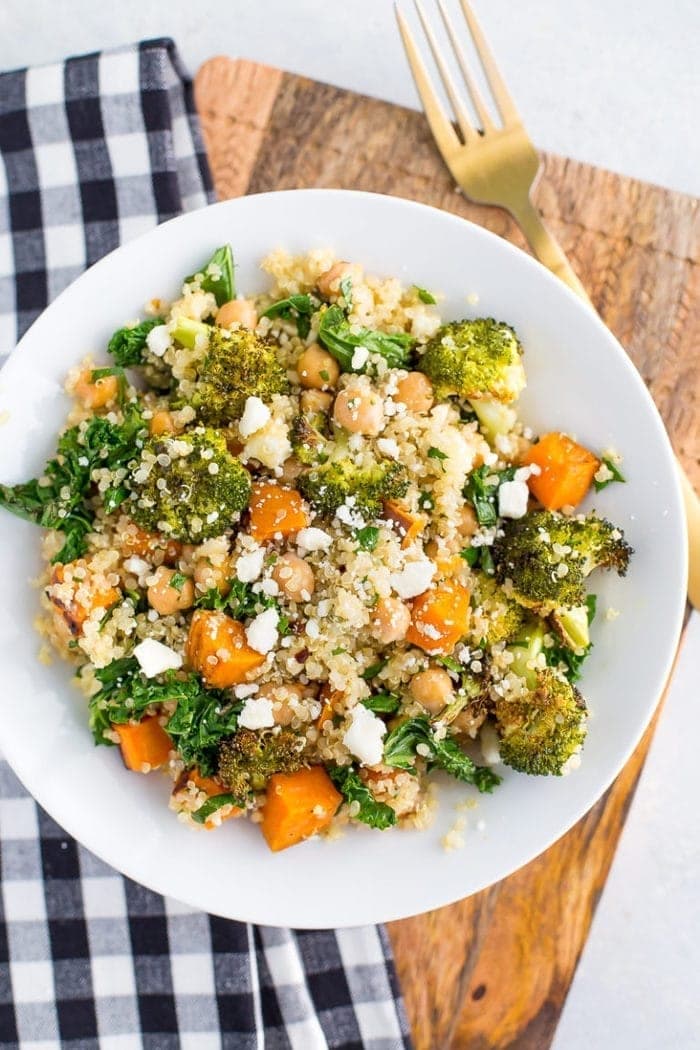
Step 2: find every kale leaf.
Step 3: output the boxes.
[318,305,415,371]
[108,318,163,367]
[463,465,517,527]
[261,293,318,339]
[186,245,235,306]
[0,403,146,563]
[329,766,397,829]
[383,716,501,793]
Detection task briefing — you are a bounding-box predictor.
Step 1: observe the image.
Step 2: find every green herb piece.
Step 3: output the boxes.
[479,546,496,576]
[460,546,479,567]
[414,286,437,305]
[169,572,188,593]
[186,245,235,306]
[593,457,626,492]
[261,293,317,339]
[108,318,163,367]
[331,647,347,656]
[355,525,380,552]
[383,716,501,793]
[362,692,401,714]
[318,305,415,372]
[191,794,242,824]
[329,766,397,830]
[463,465,517,527]
[360,659,388,681]
[0,403,146,563]
[428,446,448,472]
[418,490,435,512]
[339,275,353,309]
[437,656,463,674]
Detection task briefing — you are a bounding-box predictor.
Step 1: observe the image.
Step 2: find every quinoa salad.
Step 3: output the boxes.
[0,245,632,852]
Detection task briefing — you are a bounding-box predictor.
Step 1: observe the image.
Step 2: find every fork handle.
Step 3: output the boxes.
[512,196,700,609]
[511,197,591,303]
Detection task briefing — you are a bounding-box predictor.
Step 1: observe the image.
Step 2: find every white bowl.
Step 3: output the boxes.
[0,190,686,928]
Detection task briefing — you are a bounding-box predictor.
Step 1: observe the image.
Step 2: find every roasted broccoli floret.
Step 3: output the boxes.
[492,509,632,614]
[290,410,331,466]
[189,327,289,425]
[493,667,587,776]
[217,728,306,798]
[297,435,409,518]
[471,573,527,647]
[127,427,251,542]
[418,318,526,403]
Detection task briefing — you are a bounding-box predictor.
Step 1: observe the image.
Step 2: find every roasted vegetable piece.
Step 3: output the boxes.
[261,766,342,851]
[471,572,526,647]
[298,435,409,518]
[114,716,172,772]
[48,562,121,639]
[127,427,251,543]
[172,769,244,829]
[492,510,632,614]
[493,668,587,776]
[186,609,265,688]
[248,482,310,542]
[217,728,306,799]
[522,432,600,510]
[406,581,471,654]
[382,500,427,549]
[290,411,331,466]
[189,326,289,425]
[418,318,525,403]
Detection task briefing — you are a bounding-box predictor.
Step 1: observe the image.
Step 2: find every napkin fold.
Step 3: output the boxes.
[0,39,411,1049]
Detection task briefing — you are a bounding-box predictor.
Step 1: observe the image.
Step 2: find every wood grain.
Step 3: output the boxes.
[194,57,698,1048]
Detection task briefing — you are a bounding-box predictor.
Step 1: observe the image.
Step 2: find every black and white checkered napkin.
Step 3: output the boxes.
[0,39,411,1049]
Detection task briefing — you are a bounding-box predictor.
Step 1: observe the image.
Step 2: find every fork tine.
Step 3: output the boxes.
[395,5,461,156]
[412,0,475,141]
[459,0,519,124]
[436,0,494,131]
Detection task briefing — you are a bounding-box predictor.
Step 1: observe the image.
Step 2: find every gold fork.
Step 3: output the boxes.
[396,0,700,608]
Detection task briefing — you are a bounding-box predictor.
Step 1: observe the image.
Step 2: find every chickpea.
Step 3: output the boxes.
[296,344,340,390]
[395,372,434,414]
[333,387,385,436]
[272,552,315,602]
[74,369,118,409]
[147,566,195,615]
[257,682,306,726]
[371,596,411,644]
[457,504,478,539]
[149,410,177,437]
[193,556,232,596]
[410,667,454,715]
[300,389,333,414]
[216,298,258,330]
[317,261,352,299]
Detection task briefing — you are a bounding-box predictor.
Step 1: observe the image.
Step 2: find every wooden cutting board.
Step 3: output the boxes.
[194,57,699,1050]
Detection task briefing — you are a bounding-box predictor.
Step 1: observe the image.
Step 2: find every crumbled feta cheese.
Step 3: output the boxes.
[342,705,386,766]
[234,683,259,699]
[306,619,320,640]
[245,607,280,654]
[238,697,276,730]
[123,556,150,578]
[351,346,370,370]
[498,479,529,519]
[241,418,292,470]
[132,638,182,678]
[390,559,435,599]
[296,527,333,553]
[480,722,502,766]
[376,437,400,459]
[146,324,172,357]
[259,578,279,597]
[236,547,265,583]
[238,396,271,438]
[335,503,365,528]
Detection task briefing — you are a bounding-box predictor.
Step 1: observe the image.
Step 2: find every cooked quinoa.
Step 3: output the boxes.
[1,245,632,852]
